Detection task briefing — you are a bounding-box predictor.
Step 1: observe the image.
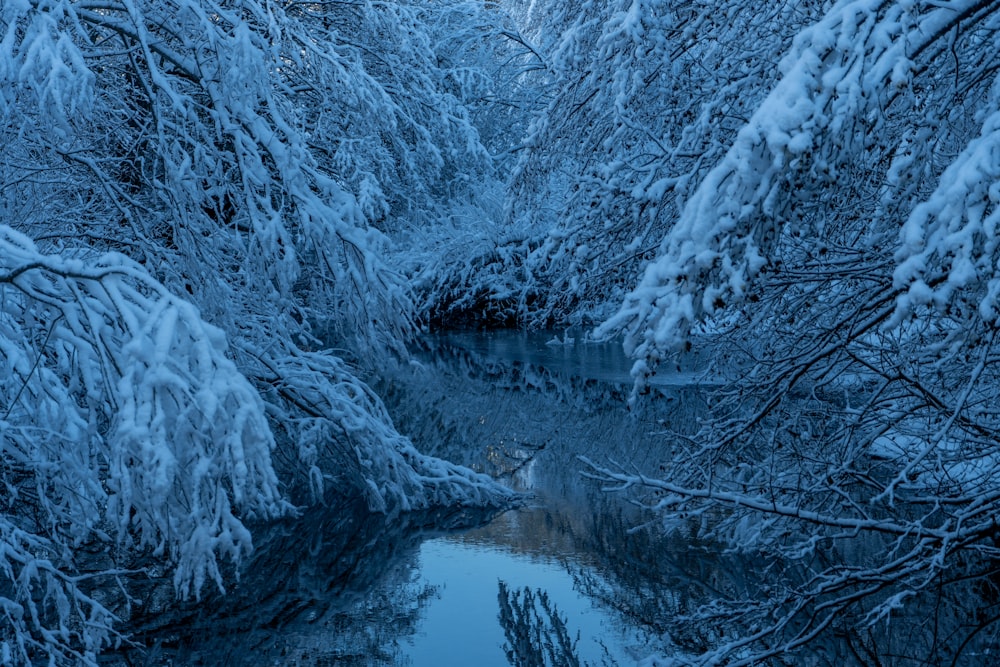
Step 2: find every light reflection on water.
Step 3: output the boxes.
[406,535,639,666]
[384,331,687,665]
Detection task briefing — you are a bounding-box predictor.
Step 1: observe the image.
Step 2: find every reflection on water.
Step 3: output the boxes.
[425,329,716,387]
[378,331,701,665]
[104,330,694,665]
[408,333,1000,667]
[105,329,1000,667]
[106,329,1000,665]
[406,537,645,666]
[102,499,504,666]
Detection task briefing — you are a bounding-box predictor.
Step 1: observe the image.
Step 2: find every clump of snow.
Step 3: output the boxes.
[892,106,1000,325]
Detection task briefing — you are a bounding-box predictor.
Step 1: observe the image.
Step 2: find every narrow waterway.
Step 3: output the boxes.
[105,330,710,666]
[377,330,711,666]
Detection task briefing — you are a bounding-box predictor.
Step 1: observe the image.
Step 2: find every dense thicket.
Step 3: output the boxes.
[426,0,833,327]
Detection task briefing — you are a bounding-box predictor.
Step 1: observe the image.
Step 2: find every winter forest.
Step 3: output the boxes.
[3,0,1000,664]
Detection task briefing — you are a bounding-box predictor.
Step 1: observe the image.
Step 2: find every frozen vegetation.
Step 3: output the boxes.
[0,1,514,662]
[3,0,1000,664]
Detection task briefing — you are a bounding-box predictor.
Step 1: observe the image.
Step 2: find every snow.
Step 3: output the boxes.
[597,0,993,379]
[894,105,1000,323]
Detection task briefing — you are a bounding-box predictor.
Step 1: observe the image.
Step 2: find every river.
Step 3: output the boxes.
[113,331,1000,666]
[104,330,712,666]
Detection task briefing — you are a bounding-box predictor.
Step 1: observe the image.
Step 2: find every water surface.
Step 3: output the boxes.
[106,330,695,665]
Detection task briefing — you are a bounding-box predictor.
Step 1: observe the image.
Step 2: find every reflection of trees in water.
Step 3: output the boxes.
[570,504,1000,666]
[566,507,720,652]
[379,341,702,492]
[382,340,1000,664]
[497,582,594,667]
[100,495,500,666]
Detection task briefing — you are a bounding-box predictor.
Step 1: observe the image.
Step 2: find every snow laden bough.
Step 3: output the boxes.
[599,0,1000,384]
[0,227,515,665]
[0,226,288,664]
[249,340,520,514]
[1,0,516,508]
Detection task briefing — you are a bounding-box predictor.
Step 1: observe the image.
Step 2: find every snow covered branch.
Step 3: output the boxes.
[598,0,1000,382]
[0,224,292,662]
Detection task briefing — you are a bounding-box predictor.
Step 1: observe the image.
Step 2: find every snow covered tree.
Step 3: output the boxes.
[0,227,287,664]
[1,0,516,662]
[2,0,517,499]
[427,0,831,328]
[398,0,551,327]
[588,0,1000,663]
